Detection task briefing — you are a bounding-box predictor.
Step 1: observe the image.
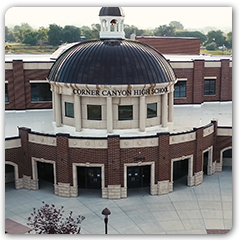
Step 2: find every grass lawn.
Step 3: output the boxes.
[200,49,232,56]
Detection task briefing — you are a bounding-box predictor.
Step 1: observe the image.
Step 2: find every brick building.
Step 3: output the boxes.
[5,7,232,199]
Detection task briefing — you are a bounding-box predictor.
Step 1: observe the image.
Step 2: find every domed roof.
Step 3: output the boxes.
[47,39,176,85]
[99,7,125,17]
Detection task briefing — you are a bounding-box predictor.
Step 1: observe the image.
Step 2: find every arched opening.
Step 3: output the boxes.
[110,19,118,32]
[5,162,19,190]
[222,148,232,170]
[5,164,15,188]
[171,156,194,190]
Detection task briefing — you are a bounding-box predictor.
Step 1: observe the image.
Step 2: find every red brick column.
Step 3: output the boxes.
[220,59,231,101]
[107,135,121,186]
[12,60,26,110]
[193,127,204,174]
[193,60,205,104]
[158,132,170,181]
[56,133,70,184]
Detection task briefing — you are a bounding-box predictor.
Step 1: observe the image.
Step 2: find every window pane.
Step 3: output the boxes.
[87,105,102,120]
[65,102,74,118]
[174,81,186,98]
[5,83,9,102]
[118,105,133,121]
[31,83,52,102]
[204,80,215,95]
[147,103,157,118]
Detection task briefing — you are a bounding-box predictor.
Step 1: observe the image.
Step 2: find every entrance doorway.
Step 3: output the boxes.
[37,161,54,189]
[127,165,150,188]
[203,151,209,175]
[222,148,232,170]
[173,159,188,184]
[77,167,101,189]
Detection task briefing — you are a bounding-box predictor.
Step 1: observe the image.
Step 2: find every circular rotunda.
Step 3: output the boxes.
[48,7,177,135]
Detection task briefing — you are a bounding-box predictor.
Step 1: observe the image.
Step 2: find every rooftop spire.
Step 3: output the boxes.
[99,7,125,39]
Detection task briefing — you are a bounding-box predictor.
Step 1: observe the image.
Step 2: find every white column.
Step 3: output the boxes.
[74,94,81,131]
[162,93,168,127]
[55,91,61,127]
[139,96,146,132]
[168,91,174,122]
[107,97,113,133]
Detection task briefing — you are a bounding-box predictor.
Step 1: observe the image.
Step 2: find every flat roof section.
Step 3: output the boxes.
[5,102,232,138]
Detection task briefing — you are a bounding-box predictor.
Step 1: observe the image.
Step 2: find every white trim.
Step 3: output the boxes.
[123,162,155,190]
[204,76,217,79]
[217,128,232,136]
[29,80,48,83]
[202,146,213,175]
[176,78,187,81]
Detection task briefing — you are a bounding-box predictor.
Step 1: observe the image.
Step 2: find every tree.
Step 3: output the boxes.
[22,29,38,45]
[5,26,16,42]
[206,42,217,50]
[62,25,81,43]
[206,30,225,47]
[154,24,176,36]
[37,27,48,43]
[169,21,184,30]
[175,31,207,44]
[48,24,63,45]
[225,31,232,48]
[27,202,85,234]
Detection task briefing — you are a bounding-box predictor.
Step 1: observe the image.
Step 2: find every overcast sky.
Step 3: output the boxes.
[5,6,232,33]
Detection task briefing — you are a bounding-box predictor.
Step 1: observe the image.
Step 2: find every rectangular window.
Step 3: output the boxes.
[87,105,102,120]
[147,103,157,118]
[31,83,52,102]
[204,79,216,95]
[5,83,9,103]
[118,105,133,121]
[174,81,186,98]
[65,102,74,118]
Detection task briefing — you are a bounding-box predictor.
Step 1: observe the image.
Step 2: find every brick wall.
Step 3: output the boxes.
[5,124,232,196]
[136,37,201,55]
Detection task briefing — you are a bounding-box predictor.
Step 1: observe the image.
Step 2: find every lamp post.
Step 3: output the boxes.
[101,207,111,234]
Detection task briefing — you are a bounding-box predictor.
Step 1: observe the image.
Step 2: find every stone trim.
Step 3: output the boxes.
[120,137,158,148]
[29,134,57,146]
[69,138,107,149]
[194,171,203,185]
[5,138,21,149]
[204,62,221,68]
[202,146,213,175]
[203,125,214,137]
[157,180,171,195]
[217,128,232,136]
[170,62,194,69]
[170,132,196,145]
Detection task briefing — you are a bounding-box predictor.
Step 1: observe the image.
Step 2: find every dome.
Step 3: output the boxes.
[99,7,125,17]
[47,39,176,85]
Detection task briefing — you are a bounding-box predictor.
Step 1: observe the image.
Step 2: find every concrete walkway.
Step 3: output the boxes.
[5,167,232,234]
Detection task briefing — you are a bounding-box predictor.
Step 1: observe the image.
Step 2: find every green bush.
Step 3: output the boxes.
[206,42,217,51]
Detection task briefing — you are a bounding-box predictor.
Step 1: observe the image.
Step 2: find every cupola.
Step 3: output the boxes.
[99,7,125,39]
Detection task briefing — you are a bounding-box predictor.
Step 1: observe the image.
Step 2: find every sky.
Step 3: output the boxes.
[5,6,232,33]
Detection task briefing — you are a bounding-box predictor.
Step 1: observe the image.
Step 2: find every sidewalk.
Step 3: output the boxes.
[5,167,232,234]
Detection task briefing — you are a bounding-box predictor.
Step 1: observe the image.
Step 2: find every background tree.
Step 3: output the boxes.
[206,30,225,47]
[5,26,16,42]
[37,27,48,44]
[154,24,176,36]
[169,21,184,30]
[48,24,63,45]
[225,31,232,48]
[175,31,207,44]
[90,23,100,39]
[27,202,85,234]
[22,29,38,45]
[62,25,81,43]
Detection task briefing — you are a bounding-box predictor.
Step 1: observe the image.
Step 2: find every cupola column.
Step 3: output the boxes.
[168,87,174,122]
[162,93,168,128]
[107,97,113,133]
[54,90,61,127]
[74,94,81,131]
[139,95,146,131]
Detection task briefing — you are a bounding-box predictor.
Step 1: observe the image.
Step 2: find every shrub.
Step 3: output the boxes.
[27,202,85,234]
[206,42,217,51]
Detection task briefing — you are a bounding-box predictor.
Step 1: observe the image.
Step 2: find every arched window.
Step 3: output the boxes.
[110,19,118,32]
